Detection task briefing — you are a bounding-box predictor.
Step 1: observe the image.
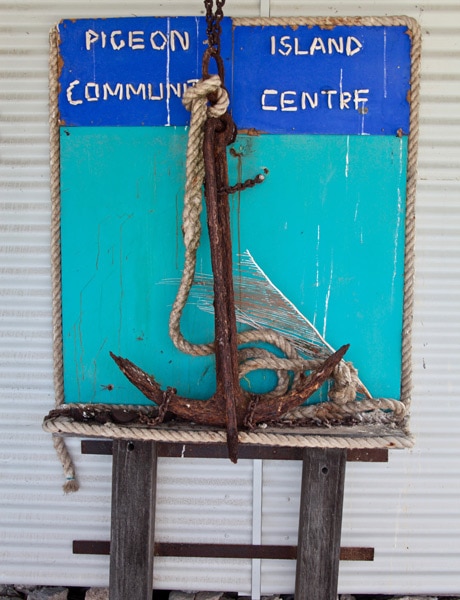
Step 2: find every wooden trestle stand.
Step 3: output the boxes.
[52,10,417,600]
[74,439,387,600]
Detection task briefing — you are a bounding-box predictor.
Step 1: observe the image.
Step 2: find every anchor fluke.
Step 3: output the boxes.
[110,344,349,460]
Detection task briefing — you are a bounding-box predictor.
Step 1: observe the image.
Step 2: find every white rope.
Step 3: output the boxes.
[43,415,414,450]
[49,28,78,493]
[168,75,229,357]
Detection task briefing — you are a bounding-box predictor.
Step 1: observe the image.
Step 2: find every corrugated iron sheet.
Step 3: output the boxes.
[1,0,460,596]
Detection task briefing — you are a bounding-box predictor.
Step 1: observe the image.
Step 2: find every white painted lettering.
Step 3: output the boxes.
[309,37,326,55]
[261,89,278,111]
[353,89,369,110]
[148,83,164,100]
[279,36,293,56]
[340,91,352,109]
[280,91,297,111]
[110,30,125,50]
[66,80,82,105]
[294,38,309,55]
[85,82,100,101]
[85,29,99,50]
[301,92,318,109]
[126,83,146,100]
[346,36,362,56]
[150,31,168,50]
[129,30,145,50]
[167,83,181,98]
[321,90,338,109]
[170,30,189,51]
[181,79,199,97]
[103,82,123,100]
[328,37,344,54]
[270,34,362,57]
[100,31,107,48]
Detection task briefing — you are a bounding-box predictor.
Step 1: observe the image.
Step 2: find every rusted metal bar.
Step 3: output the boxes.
[155,542,374,561]
[73,540,374,562]
[202,113,241,462]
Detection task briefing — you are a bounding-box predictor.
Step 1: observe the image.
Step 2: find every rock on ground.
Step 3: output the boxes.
[26,588,68,600]
[84,589,108,600]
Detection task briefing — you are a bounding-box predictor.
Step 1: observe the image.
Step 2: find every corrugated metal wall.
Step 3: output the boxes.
[1,0,459,596]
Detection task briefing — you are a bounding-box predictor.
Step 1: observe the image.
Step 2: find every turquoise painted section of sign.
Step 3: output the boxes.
[60,127,407,404]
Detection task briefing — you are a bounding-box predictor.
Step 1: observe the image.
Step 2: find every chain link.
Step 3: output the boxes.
[204,0,226,53]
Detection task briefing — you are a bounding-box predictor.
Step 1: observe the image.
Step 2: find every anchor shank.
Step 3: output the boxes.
[203,116,242,462]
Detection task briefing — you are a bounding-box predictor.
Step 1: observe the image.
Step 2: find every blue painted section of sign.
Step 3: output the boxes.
[60,127,407,404]
[58,16,233,127]
[58,18,411,134]
[232,25,411,135]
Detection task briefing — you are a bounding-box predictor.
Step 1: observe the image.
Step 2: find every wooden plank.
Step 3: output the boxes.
[109,440,157,600]
[73,540,374,562]
[82,439,113,455]
[295,447,347,600]
[346,448,388,463]
[81,440,388,462]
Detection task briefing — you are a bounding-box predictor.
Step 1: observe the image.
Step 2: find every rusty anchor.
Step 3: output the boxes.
[111,3,348,461]
[110,94,348,463]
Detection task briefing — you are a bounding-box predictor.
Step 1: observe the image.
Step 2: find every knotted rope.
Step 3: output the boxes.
[168,75,229,357]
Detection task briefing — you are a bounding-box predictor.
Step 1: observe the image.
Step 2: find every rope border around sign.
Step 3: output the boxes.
[49,27,80,492]
[47,16,421,491]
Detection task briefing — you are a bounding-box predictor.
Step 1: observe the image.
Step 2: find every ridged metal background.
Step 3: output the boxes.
[1,0,459,596]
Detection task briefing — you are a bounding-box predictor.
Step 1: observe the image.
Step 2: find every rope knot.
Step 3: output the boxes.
[183,75,229,118]
[329,360,360,405]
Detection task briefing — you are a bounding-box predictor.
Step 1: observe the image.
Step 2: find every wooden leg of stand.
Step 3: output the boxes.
[109,440,158,600]
[295,448,347,600]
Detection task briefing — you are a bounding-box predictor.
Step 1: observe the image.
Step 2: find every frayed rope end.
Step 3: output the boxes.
[63,476,79,494]
[52,435,79,493]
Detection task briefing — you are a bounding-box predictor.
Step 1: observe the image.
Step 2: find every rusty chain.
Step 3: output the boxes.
[202,0,226,84]
[204,0,226,53]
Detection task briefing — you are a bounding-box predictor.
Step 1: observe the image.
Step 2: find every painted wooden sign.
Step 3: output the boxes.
[56,16,415,406]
